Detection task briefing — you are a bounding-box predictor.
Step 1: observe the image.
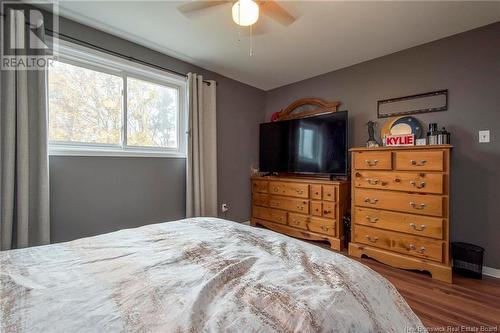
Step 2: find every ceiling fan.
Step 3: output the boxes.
[177,0,296,27]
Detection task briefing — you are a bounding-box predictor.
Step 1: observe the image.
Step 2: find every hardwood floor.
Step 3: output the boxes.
[314,240,500,331]
[255,225,500,330]
[354,256,500,331]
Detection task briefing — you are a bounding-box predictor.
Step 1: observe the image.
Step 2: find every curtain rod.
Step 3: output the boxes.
[0,9,213,85]
[46,29,214,86]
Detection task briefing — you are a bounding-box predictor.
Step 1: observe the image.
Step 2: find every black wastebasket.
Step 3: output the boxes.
[451,242,484,279]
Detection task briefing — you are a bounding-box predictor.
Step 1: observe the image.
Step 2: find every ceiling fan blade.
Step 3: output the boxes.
[259,1,295,26]
[177,1,228,14]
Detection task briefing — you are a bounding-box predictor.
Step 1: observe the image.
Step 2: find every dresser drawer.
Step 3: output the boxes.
[252,206,287,225]
[308,217,336,236]
[395,151,444,171]
[252,180,268,193]
[353,224,392,251]
[322,185,336,201]
[269,181,309,198]
[288,213,309,230]
[310,185,322,200]
[252,193,269,207]
[391,232,443,262]
[354,207,444,239]
[353,151,392,170]
[355,188,443,217]
[269,196,309,214]
[354,225,443,262]
[310,201,336,218]
[311,201,322,216]
[354,171,444,194]
[322,202,336,218]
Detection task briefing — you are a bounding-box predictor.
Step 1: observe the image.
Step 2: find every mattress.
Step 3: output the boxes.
[1,217,424,332]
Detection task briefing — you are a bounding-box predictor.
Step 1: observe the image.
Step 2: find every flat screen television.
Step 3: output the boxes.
[259,111,348,175]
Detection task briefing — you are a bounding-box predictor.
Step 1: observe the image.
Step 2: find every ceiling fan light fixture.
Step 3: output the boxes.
[232,0,259,26]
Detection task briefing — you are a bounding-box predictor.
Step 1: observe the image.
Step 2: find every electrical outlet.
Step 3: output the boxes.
[221,203,229,213]
[479,130,490,143]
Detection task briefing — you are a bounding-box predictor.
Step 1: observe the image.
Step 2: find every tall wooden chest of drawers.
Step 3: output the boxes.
[348,145,452,282]
[251,176,350,250]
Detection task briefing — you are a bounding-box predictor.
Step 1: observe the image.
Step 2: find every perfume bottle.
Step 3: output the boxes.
[427,123,438,145]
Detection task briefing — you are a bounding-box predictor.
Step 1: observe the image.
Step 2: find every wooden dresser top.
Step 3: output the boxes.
[350,145,452,152]
[251,175,349,185]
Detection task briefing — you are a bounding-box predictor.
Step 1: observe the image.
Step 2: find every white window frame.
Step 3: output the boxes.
[47,38,188,158]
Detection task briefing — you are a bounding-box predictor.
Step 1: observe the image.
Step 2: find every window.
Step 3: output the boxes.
[49,61,123,146]
[48,39,187,157]
[126,77,178,149]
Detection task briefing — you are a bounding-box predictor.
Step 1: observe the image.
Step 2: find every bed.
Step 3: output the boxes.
[1,218,424,332]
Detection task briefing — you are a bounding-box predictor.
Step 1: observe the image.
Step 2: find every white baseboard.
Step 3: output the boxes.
[483,266,500,279]
[241,220,251,226]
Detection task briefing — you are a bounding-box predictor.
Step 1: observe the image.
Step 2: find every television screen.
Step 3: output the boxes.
[259,111,348,175]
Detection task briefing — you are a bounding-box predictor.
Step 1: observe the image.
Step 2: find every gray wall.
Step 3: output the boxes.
[50,157,186,241]
[265,22,500,268]
[50,17,265,243]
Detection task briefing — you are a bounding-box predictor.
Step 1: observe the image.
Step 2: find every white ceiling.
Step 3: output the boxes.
[54,1,500,90]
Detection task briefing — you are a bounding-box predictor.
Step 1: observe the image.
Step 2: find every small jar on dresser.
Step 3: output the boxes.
[348,145,453,283]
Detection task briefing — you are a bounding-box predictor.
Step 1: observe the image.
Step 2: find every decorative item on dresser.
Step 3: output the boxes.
[251,176,350,250]
[348,145,452,283]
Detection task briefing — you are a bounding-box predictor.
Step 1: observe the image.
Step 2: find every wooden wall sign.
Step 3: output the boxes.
[273,98,341,121]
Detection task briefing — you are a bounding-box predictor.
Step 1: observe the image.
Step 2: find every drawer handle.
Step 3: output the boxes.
[296,189,304,194]
[411,160,427,166]
[365,159,379,166]
[409,202,426,210]
[364,198,379,204]
[270,202,280,207]
[410,180,426,189]
[296,205,304,211]
[272,186,279,192]
[365,235,378,243]
[409,223,426,231]
[365,216,379,223]
[408,244,426,253]
[292,220,301,225]
[366,179,389,186]
[321,225,330,231]
[323,210,332,215]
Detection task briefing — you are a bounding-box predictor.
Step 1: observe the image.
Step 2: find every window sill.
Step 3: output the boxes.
[49,147,186,158]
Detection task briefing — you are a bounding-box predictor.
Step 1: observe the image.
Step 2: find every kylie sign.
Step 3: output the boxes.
[385,134,415,146]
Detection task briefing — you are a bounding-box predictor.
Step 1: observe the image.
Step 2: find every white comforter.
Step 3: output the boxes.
[1,218,423,332]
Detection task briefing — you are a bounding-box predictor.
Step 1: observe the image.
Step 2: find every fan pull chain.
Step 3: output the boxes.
[236,1,242,42]
[250,25,254,57]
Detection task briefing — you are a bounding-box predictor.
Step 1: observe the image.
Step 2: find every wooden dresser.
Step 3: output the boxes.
[251,176,350,250]
[348,145,452,282]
